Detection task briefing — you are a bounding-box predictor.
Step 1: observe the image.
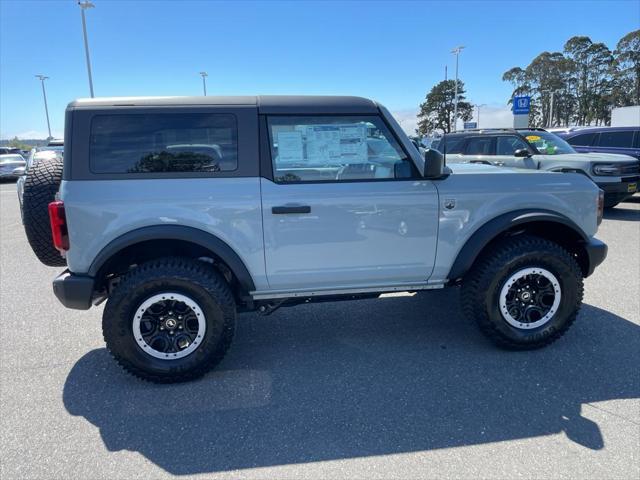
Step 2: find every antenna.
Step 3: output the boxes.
[442,130,447,167]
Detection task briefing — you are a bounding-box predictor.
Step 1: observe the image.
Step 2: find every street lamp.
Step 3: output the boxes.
[199,72,208,96]
[451,46,465,132]
[35,75,52,140]
[475,103,487,128]
[78,1,95,97]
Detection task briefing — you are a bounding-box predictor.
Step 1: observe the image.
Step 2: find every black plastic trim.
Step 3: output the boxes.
[272,205,311,214]
[87,225,256,292]
[258,114,274,181]
[584,238,607,276]
[52,270,95,310]
[448,209,590,281]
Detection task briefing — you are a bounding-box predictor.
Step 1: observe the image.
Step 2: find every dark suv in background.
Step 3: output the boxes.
[557,126,640,160]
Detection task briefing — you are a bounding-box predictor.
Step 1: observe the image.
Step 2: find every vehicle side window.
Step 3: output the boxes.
[439,136,465,154]
[267,115,414,183]
[496,136,529,155]
[597,131,634,148]
[464,137,494,155]
[567,132,597,146]
[90,114,238,174]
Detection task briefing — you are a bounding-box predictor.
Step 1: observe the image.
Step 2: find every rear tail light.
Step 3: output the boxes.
[48,201,69,252]
[596,189,604,226]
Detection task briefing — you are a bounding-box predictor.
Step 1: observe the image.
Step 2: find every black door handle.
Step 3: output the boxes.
[272,205,311,214]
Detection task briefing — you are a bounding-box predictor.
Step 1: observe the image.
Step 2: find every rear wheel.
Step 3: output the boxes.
[461,235,583,349]
[103,257,236,383]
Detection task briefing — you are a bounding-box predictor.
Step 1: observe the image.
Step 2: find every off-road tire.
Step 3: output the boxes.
[461,235,583,349]
[103,257,236,383]
[22,156,66,266]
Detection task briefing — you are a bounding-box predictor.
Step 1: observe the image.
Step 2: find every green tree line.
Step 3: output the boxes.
[503,30,639,127]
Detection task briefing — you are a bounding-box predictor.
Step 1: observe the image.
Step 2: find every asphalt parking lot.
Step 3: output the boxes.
[0,181,638,480]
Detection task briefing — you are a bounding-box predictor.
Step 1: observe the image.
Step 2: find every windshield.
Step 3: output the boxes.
[0,155,25,164]
[521,131,576,155]
[37,146,63,153]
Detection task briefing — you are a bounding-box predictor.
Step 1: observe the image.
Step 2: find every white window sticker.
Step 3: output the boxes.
[305,124,367,164]
[277,131,304,163]
[305,126,342,163]
[338,125,367,162]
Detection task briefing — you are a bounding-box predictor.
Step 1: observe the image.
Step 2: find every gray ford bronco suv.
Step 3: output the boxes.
[23,96,607,383]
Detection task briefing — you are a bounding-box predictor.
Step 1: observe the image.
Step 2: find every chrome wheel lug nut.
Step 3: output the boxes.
[178,325,183,329]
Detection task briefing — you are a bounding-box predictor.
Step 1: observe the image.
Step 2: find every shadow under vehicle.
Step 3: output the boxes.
[63,292,639,476]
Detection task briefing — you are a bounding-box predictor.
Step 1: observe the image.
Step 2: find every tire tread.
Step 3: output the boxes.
[22,157,66,266]
[461,235,583,350]
[103,257,236,383]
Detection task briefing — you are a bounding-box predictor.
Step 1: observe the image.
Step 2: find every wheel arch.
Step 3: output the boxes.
[448,209,592,282]
[89,225,256,295]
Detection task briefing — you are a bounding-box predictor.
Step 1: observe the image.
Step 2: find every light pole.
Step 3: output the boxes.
[475,103,486,128]
[199,72,208,96]
[451,46,465,132]
[35,75,52,140]
[78,1,95,97]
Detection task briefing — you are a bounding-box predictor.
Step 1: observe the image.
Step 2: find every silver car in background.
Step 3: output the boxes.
[0,154,26,180]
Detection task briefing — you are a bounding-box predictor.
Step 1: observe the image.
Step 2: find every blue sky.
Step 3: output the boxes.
[1,0,638,138]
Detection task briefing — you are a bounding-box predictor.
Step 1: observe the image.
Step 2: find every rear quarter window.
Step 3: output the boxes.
[89,113,238,174]
[436,136,465,154]
[464,137,494,155]
[597,131,634,148]
[566,132,597,146]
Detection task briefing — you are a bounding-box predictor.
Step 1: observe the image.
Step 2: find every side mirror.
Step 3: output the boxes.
[423,148,444,178]
[514,148,531,158]
[394,160,414,179]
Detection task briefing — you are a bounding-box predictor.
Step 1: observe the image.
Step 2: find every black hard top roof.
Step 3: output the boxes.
[67,95,379,114]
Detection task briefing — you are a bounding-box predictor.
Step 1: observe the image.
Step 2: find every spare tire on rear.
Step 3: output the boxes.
[22,156,67,267]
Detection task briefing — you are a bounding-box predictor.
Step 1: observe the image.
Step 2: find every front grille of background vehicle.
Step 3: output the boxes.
[621,163,640,175]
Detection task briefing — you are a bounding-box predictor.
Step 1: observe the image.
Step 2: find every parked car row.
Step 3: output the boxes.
[432,127,639,207]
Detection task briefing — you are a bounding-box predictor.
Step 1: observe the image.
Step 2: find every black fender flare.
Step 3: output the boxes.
[88,225,256,292]
[447,209,589,281]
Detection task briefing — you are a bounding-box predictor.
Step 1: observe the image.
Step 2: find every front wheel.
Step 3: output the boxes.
[102,257,236,383]
[461,235,583,349]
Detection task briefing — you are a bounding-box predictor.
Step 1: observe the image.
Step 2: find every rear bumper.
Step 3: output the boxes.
[584,238,607,277]
[52,270,95,310]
